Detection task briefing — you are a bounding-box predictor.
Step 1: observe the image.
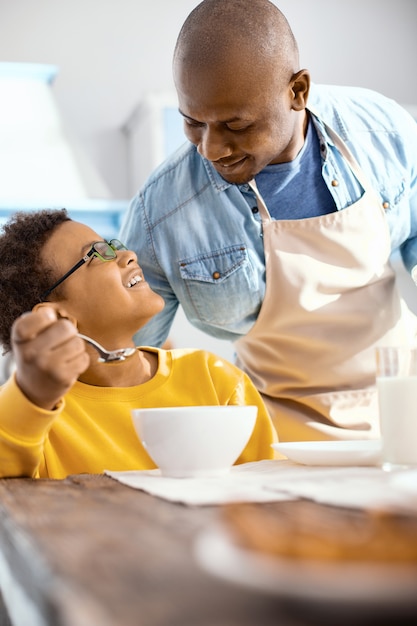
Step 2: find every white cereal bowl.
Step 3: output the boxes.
[131,405,257,478]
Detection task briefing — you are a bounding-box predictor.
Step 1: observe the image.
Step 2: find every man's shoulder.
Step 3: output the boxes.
[308,84,407,131]
[308,83,396,109]
[138,141,227,212]
[142,141,204,190]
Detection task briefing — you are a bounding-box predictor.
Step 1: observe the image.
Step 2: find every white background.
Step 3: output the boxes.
[0,0,416,200]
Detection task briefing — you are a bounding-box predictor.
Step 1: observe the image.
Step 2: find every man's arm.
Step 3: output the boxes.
[119,192,180,347]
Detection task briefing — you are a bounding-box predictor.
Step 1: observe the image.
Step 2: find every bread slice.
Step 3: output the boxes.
[221,500,417,562]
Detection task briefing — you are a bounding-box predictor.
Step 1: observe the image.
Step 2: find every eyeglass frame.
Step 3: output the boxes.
[40,239,128,301]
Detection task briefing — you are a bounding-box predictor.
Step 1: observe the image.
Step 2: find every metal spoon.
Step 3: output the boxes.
[77,333,136,363]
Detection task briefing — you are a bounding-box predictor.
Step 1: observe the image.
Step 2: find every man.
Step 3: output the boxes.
[119,0,417,441]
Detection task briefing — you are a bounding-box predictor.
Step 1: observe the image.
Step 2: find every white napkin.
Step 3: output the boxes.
[264,465,417,513]
[105,460,417,510]
[105,460,296,506]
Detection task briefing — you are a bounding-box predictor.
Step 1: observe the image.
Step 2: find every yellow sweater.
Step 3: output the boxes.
[0,347,277,478]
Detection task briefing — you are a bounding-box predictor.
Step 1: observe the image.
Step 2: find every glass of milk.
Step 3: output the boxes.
[375,346,417,471]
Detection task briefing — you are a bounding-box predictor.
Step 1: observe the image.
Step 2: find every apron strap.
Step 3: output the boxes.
[308,107,377,194]
[248,179,271,221]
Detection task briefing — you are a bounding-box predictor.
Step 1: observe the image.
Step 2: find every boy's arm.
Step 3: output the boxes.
[0,375,64,477]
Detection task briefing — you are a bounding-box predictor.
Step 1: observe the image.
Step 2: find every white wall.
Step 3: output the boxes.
[1,0,417,362]
[0,0,416,199]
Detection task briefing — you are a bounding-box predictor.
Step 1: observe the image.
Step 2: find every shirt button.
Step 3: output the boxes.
[331,179,339,187]
[251,206,259,214]
[382,201,390,209]
[212,271,221,280]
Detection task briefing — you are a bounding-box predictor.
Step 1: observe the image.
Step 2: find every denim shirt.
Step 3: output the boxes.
[119,84,417,346]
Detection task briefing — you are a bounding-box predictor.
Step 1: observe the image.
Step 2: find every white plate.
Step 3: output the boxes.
[195,525,417,611]
[272,439,382,466]
[391,470,417,498]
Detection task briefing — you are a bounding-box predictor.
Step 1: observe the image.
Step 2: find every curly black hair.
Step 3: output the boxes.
[0,209,71,352]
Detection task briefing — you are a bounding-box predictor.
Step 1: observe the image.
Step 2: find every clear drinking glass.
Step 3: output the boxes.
[375,346,417,471]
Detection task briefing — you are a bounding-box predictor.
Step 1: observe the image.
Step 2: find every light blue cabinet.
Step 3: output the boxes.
[0,201,128,241]
[0,62,129,240]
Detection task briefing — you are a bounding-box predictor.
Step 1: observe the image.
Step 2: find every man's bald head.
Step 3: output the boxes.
[173,0,299,79]
[172,0,310,183]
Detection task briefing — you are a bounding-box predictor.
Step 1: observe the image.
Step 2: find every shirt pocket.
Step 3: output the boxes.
[178,244,261,326]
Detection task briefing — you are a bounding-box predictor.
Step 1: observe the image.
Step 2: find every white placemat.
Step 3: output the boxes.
[105,460,295,505]
[105,460,417,510]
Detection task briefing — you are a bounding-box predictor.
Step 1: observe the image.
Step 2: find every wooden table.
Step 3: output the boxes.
[0,474,415,626]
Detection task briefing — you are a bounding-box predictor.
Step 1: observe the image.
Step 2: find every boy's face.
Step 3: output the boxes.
[40,220,164,339]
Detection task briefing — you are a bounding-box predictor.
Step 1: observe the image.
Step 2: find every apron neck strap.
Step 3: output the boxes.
[248,179,271,219]
[308,107,374,192]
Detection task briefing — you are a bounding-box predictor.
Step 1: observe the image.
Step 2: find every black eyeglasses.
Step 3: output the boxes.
[40,239,128,301]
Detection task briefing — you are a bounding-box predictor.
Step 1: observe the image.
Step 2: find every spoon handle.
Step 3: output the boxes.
[77,334,109,360]
[77,333,136,362]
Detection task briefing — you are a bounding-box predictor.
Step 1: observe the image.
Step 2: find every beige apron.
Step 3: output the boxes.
[235,124,417,442]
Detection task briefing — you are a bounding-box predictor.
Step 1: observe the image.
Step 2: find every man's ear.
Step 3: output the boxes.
[290,69,310,111]
[32,303,78,328]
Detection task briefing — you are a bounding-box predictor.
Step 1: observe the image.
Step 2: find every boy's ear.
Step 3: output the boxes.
[32,303,78,327]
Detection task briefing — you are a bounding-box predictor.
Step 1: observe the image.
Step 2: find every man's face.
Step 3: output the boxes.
[174,57,305,185]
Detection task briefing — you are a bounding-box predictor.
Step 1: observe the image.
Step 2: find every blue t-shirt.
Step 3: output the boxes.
[255,118,336,219]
